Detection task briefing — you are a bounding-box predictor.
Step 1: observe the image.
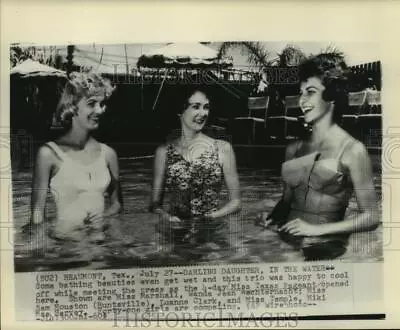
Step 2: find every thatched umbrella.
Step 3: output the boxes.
[11,59,67,78]
[138,42,232,69]
[11,59,67,140]
[137,43,235,111]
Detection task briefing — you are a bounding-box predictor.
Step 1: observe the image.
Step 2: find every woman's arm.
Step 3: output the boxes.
[283,141,379,236]
[30,145,53,225]
[206,141,241,220]
[253,142,297,226]
[104,145,122,216]
[149,145,177,221]
[319,141,379,234]
[150,145,166,210]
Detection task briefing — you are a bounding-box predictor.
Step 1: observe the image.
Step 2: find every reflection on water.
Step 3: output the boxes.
[13,158,383,272]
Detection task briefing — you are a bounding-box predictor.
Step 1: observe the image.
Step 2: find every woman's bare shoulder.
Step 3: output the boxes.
[99,142,118,162]
[35,142,59,166]
[345,139,368,160]
[336,126,363,152]
[214,137,232,148]
[154,141,173,158]
[341,134,370,169]
[37,143,54,155]
[214,138,234,156]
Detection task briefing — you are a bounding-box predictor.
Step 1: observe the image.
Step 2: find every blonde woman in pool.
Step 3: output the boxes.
[26,72,122,244]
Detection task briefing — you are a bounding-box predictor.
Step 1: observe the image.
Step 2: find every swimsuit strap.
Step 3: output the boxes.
[166,142,182,165]
[213,139,220,161]
[99,143,107,160]
[166,143,175,159]
[46,141,107,166]
[45,141,67,161]
[336,137,355,161]
[213,139,219,150]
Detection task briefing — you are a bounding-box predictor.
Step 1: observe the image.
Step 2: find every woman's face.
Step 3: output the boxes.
[299,76,332,124]
[180,91,210,133]
[73,95,106,131]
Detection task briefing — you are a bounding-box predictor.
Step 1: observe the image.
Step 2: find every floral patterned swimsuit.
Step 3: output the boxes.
[161,140,229,247]
[165,141,224,219]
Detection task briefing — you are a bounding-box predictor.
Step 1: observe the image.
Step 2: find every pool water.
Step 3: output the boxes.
[12,158,383,272]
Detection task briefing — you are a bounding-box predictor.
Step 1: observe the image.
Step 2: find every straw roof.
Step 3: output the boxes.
[10,59,67,78]
[137,43,233,68]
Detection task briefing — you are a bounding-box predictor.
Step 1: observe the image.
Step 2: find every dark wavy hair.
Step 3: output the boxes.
[54,72,115,129]
[176,84,212,114]
[298,52,350,123]
[164,84,213,140]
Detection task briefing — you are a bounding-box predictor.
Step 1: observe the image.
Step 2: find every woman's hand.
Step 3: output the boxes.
[157,212,182,230]
[84,212,104,227]
[154,208,182,224]
[168,215,182,224]
[104,145,124,214]
[255,212,273,228]
[206,141,241,219]
[20,222,47,248]
[253,143,297,230]
[104,201,121,217]
[280,218,324,236]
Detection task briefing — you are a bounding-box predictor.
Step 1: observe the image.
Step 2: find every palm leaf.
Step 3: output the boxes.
[217,41,274,70]
[318,45,345,60]
[277,44,306,67]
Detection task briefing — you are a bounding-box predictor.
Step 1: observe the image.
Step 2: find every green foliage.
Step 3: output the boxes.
[10,44,62,69]
[217,42,274,70]
[277,44,307,67]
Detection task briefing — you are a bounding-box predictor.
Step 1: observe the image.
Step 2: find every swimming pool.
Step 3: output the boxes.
[12,157,383,272]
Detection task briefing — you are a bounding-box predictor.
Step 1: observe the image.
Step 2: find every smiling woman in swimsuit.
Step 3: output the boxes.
[149,86,241,256]
[26,72,121,242]
[255,52,379,260]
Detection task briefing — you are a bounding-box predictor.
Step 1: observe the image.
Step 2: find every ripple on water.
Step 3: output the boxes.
[12,160,383,271]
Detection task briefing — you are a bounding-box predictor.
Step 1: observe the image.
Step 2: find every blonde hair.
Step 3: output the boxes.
[54,72,114,128]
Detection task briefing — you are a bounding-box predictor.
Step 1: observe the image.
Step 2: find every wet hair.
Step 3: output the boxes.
[298,52,349,123]
[54,72,114,129]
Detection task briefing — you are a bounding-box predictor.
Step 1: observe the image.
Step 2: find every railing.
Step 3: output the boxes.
[350,61,381,91]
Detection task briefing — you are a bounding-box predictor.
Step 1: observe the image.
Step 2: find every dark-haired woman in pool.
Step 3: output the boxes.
[255,52,379,260]
[149,86,241,258]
